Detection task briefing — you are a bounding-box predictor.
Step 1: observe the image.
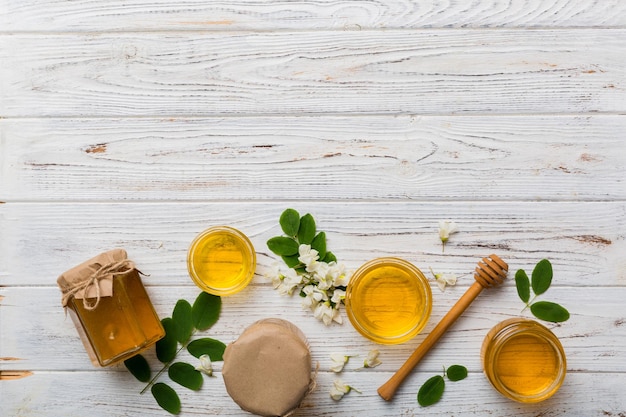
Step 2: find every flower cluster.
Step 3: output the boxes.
[267,209,351,325]
[271,244,350,325]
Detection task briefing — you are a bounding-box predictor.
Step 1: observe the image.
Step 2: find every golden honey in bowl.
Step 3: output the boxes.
[345,257,432,344]
[481,318,566,403]
[187,226,256,296]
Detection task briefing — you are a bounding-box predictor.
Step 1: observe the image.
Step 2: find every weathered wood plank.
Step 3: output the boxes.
[1,30,624,117]
[0,369,624,416]
[1,0,625,32]
[1,285,624,373]
[1,115,625,201]
[0,201,623,287]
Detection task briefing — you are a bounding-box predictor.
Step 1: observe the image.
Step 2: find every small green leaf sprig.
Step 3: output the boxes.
[267,209,350,326]
[515,259,570,323]
[124,292,226,415]
[417,365,468,407]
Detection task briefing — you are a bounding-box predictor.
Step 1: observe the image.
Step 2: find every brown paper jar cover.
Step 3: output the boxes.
[57,249,164,367]
[222,318,314,417]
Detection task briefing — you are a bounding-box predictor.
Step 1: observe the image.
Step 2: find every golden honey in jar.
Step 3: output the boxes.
[481,318,566,403]
[345,257,432,344]
[187,226,256,296]
[57,249,165,367]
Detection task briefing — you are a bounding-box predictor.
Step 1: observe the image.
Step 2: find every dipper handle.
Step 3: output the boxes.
[377,254,508,401]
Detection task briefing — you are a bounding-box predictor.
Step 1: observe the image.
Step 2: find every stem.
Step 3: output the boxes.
[521,295,538,313]
[429,266,436,278]
[140,331,196,394]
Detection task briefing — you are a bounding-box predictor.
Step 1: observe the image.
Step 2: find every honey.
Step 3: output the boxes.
[345,257,432,344]
[481,318,566,403]
[69,271,164,366]
[58,249,165,367]
[187,226,256,296]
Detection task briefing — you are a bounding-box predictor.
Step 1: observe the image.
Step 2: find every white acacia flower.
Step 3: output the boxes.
[314,301,342,325]
[265,261,281,282]
[196,354,214,377]
[329,353,351,373]
[363,349,382,368]
[331,288,346,305]
[330,379,360,401]
[328,262,350,287]
[311,263,334,291]
[438,220,458,251]
[298,244,319,269]
[301,284,327,310]
[430,267,457,292]
[275,268,303,295]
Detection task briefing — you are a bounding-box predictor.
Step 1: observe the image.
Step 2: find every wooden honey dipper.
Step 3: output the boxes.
[377,254,508,401]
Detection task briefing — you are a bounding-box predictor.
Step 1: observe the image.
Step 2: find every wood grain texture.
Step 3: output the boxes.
[2,0,625,32]
[1,29,624,117]
[2,284,625,372]
[0,201,623,287]
[2,115,625,201]
[2,0,626,415]
[1,369,624,417]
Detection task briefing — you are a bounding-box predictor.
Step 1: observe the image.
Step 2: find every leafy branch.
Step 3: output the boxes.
[124,292,226,414]
[417,365,468,407]
[267,208,337,266]
[267,208,350,325]
[515,259,570,323]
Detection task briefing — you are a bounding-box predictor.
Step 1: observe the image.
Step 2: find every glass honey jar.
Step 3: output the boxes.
[481,318,566,403]
[57,249,165,367]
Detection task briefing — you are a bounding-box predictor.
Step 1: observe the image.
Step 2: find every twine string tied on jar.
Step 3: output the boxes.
[60,259,137,310]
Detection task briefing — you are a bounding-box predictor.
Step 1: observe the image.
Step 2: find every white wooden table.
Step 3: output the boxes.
[1,1,625,416]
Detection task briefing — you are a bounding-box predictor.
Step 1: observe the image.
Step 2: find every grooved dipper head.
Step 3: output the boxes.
[474,254,508,288]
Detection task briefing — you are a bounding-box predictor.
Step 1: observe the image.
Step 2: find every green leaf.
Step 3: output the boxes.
[156,318,178,363]
[267,236,299,256]
[322,251,337,263]
[151,382,181,415]
[297,213,316,244]
[279,208,300,237]
[281,254,301,268]
[417,375,445,407]
[530,301,570,323]
[446,365,468,382]
[124,354,151,382]
[192,292,221,331]
[515,269,531,303]
[531,259,553,296]
[311,232,327,259]
[168,362,203,391]
[172,299,194,344]
[187,338,227,361]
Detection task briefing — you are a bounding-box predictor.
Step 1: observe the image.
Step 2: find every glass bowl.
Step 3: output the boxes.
[345,257,432,344]
[187,226,256,296]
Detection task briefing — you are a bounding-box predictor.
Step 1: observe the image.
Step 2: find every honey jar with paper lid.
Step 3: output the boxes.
[222,319,314,417]
[57,249,164,367]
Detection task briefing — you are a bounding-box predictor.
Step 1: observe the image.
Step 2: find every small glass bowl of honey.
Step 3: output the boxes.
[187,226,256,296]
[481,318,567,403]
[345,257,432,344]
